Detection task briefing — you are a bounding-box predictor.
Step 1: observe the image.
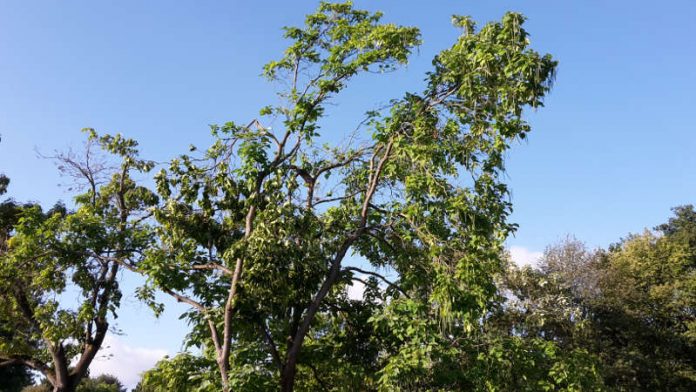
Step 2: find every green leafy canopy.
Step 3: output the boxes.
[136,2,558,391]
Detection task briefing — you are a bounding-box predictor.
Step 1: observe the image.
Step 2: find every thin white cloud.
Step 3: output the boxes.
[509,246,543,267]
[347,279,366,300]
[88,335,168,390]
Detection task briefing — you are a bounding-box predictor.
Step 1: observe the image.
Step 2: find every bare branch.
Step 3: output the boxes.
[190,263,234,276]
[361,139,395,226]
[312,189,364,207]
[36,140,111,204]
[161,287,208,313]
[258,321,283,370]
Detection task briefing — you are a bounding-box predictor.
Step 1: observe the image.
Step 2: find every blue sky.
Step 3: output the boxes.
[1,0,695,387]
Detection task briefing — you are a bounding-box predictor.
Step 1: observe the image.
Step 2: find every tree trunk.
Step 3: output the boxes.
[51,380,76,392]
[280,362,298,392]
[279,236,358,392]
[217,356,230,392]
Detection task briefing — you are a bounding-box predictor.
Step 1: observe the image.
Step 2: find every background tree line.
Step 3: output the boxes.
[0,2,693,391]
[498,206,696,391]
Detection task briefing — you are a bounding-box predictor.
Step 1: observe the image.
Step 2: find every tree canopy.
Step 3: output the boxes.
[500,207,696,390]
[21,374,127,392]
[0,132,156,392]
[2,2,694,392]
[128,1,558,391]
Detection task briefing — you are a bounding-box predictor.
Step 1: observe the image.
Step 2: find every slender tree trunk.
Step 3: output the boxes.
[217,256,243,392]
[278,141,391,391]
[52,383,76,392]
[50,344,73,392]
[51,370,77,392]
[280,365,297,392]
[215,204,257,392]
[217,357,230,392]
[279,239,356,392]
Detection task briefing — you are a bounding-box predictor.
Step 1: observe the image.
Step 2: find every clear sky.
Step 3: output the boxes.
[1,1,695,388]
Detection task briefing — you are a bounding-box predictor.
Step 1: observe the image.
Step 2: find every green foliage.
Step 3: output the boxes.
[75,375,127,392]
[0,132,156,391]
[138,354,220,392]
[133,2,558,391]
[3,2,580,391]
[20,375,126,392]
[472,336,603,392]
[2,3,692,388]
[6,3,692,391]
[499,238,599,349]
[592,210,696,390]
[500,208,696,391]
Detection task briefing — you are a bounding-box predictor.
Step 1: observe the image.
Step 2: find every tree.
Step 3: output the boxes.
[128,2,557,390]
[498,237,601,349]
[0,201,34,392]
[499,208,696,391]
[657,205,696,253]
[75,374,126,392]
[485,239,605,391]
[589,208,696,390]
[0,131,157,392]
[20,374,126,392]
[136,354,219,392]
[0,138,33,392]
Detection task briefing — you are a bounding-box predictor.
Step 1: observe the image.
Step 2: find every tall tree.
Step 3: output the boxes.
[0,131,156,392]
[0,200,36,392]
[1,135,33,392]
[499,237,601,348]
[591,209,696,390]
[75,374,127,392]
[500,208,696,391]
[130,2,556,390]
[20,374,127,392]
